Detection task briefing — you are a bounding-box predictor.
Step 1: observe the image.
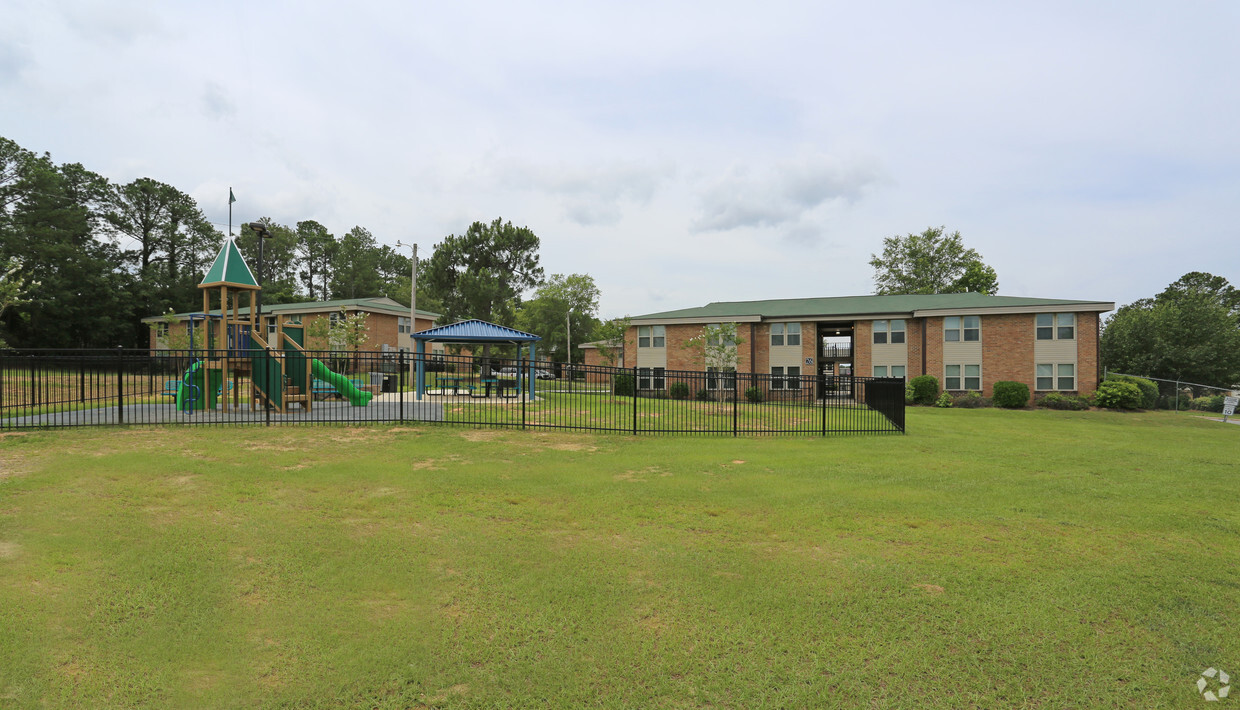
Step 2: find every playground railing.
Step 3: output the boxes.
[0,348,905,436]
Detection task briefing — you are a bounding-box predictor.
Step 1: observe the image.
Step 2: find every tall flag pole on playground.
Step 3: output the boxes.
[228,188,236,236]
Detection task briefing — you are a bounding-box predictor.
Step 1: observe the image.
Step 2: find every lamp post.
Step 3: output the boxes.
[395,240,418,393]
[246,222,272,323]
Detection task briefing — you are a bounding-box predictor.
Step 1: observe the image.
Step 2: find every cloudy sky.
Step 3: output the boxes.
[5,0,1238,318]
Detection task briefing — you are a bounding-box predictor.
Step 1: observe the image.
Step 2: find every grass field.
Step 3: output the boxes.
[1,409,1237,708]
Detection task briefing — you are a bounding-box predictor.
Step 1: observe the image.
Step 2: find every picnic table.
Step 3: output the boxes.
[438,376,471,395]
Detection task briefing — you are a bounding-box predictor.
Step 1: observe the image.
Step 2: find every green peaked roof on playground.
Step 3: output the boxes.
[200,239,259,289]
[633,292,1115,320]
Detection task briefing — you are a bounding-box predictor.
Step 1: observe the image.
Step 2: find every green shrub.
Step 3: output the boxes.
[1190,395,1225,412]
[612,373,635,396]
[669,381,690,400]
[696,389,712,402]
[1093,380,1141,409]
[935,391,954,408]
[1105,375,1157,409]
[744,386,763,403]
[1036,392,1091,411]
[952,391,991,408]
[992,381,1030,409]
[1155,394,1179,410]
[905,380,916,404]
[908,375,939,405]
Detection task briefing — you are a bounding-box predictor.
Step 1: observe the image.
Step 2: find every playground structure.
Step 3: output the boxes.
[175,239,372,414]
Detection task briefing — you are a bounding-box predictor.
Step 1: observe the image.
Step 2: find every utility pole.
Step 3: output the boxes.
[396,241,418,394]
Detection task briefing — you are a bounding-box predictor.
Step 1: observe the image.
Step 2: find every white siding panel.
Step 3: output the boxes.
[943,341,982,362]
[636,348,666,369]
[871,342,908,369]
[1034,339,1077,362]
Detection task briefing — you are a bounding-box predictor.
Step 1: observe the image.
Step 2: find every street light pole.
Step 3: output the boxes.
[395,240,418,393]
[247,222,272,332]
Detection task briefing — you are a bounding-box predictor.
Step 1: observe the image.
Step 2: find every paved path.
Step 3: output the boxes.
[2,399,444,428]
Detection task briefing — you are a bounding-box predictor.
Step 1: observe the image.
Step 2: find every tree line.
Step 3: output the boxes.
[0,135,615,359]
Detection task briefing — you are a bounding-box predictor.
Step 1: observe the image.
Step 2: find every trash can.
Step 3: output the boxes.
[369,372,396,393]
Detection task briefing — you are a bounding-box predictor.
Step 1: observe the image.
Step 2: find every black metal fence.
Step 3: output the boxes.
[0,348,905,436]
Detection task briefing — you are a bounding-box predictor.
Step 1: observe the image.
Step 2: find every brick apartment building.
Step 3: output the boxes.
[144,297,442,355]
[625,293,1114,398]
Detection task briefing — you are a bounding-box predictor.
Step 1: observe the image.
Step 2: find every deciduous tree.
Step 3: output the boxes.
[869,226,998,295]
[516,274,600,363]
[1102,272,1240,390]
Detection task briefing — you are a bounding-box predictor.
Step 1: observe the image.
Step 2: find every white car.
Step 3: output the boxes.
[495,366,555,380]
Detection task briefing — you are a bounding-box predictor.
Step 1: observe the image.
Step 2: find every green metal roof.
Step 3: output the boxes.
[633,293,1114,321]
[200,239,259,288]
[144,297,440,322]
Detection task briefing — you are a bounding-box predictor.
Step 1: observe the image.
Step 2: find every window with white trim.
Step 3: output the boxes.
[155,322,169,338]
[638,325,665,348]
[945,364,980,390]
[638,367,665,390]
[873,365,907,379]
[769,323,800,346]
[892,365,906,379]
[873,365,886,377]
[707,367,736,390]
[873,320,906,345]
[1036,313,1075,340]
[1036,363,1076,391]
[944,316,980,342]
[398,316,411,334]
[770,366,799,390]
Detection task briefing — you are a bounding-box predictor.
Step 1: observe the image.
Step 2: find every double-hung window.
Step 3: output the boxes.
[944,316,980,342]
[945,364,981,391]
[873,320,906,344]
[770,323,800,347]
[638,325,665,348]
[874,365,906,379]
[638,367,665,390]
[706,367,735,391]
[398,316,411,334]
[1036,313,1075,340]
[770,366,800,390]
[1036,363,1076,390]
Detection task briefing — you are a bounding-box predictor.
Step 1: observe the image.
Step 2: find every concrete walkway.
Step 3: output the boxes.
[2,399,444,428]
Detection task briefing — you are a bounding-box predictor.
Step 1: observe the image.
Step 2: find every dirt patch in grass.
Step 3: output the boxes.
[913,583,945,595]
[459,430,504,443]
[0,541,20,559]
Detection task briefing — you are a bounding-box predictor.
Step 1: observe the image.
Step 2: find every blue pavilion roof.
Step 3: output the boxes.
[412,319,542,343]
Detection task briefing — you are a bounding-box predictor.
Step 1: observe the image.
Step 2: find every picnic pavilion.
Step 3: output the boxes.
[411,319,542,401]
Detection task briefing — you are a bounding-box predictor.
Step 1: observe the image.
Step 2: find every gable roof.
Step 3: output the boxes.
[412,319,541,343]
[143,297,439,323]
[633,293,1115,323]
[200,239,259,289]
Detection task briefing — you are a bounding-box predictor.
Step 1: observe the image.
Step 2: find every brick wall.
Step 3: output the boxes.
[854,321,872,376]
[1078,311,1100,393]
[981,314,1036,390]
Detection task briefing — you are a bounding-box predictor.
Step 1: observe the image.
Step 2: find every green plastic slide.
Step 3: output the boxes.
[311,359,373,406]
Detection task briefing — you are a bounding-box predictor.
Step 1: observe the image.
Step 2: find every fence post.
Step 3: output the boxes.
[399,349,406,423]
[115,347,124,425]
[28,355,37,409]
[632,366,638,436]
[732,371,739,437]
[821,374,827,436]
[521,355,527,430]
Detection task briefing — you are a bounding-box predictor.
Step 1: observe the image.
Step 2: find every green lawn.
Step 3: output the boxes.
[0,409,1237,708]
